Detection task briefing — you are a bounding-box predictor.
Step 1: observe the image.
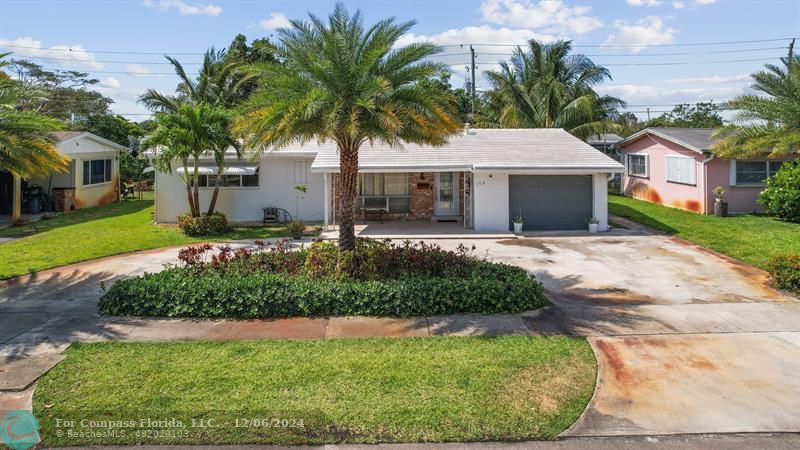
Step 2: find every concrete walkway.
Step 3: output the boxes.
[1,232,799,439]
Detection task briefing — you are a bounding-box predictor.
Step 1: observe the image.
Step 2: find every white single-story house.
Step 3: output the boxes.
[0,131,125,217]
[153,128,624,231]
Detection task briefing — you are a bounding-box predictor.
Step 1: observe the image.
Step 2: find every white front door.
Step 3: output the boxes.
[434,172,459,216]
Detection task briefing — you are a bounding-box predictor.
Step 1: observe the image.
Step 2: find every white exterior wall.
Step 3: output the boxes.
[472,170,612,232]
[155,154,324,223]
[472,171,509,231]
[592,173,609,231]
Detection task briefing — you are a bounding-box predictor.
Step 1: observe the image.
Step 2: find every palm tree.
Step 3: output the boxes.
[142,104,234,217]
[482,40,625,139]
[139,48,257,112]
[712,57,800,158]
[235,3,461,250]
[0,53,68,222]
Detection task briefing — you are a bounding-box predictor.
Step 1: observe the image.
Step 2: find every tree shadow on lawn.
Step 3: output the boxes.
[607,202,679,235]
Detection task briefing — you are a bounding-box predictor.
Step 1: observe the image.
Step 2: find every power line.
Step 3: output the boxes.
[445,56,780,68]
[0,44,205,56]
[443,37,796,48]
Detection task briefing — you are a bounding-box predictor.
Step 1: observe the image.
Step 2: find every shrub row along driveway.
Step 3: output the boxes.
[1,232,799,437]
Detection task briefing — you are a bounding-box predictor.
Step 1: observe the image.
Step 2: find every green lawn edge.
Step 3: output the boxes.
[33,337,596,446]
[0,199,291,280]
[609,194,799,270]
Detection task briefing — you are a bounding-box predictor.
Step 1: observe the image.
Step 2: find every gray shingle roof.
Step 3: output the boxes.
[51,131,85,142]
[307,128,624,172]
[621,128,715,152]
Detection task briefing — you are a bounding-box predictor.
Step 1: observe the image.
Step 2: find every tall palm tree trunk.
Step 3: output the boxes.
[207,167,223,215]
[338,145,359,251]
[181,160,197,217]
[11,174,22,224]
[191,157,201,217]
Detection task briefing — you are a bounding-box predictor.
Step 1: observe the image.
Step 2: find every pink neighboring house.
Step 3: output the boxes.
[618,128,797,214]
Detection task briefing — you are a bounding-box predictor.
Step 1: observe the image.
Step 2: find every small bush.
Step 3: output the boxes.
[767,253,800,294]
[99,239,549,318]
[759,161,800,222]
[177,212,230,236]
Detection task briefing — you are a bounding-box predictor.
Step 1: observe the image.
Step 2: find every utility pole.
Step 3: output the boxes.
[789,38,795,60]
[470,45,477,114]
[646,107,651,122]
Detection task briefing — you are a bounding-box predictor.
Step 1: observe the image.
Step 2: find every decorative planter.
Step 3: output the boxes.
[291,231,303,240]
[714,201,728,217]
[588,223,599,234]
[513,222,523,234]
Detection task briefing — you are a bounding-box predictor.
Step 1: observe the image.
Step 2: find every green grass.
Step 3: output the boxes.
[33,337,595,446]
[609,195,800,269]
[0,198,291,279]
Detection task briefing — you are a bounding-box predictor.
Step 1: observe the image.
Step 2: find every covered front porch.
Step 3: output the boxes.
[322,170,474,228]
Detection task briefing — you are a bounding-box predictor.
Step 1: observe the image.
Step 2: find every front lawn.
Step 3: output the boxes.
[0,199,291,279]
[609,195,800,269]
[34,337,595,446]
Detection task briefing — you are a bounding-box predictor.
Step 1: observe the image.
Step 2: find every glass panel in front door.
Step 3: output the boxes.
[439,172,453,209]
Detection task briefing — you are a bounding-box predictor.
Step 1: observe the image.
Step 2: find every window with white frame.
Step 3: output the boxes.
[197,169,259,188]
[627,154,648,177]
[293,160,309,184]
[734,160,783,185]
[665,155,696,185]
[82,159,112,185]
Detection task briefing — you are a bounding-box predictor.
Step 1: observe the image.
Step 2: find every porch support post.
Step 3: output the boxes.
[11,174,22,223]
[323,172,330,227]
[592,173,609,231]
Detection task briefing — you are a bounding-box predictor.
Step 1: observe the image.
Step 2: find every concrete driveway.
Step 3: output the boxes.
[2,232,799,437]
[435,234,800,436]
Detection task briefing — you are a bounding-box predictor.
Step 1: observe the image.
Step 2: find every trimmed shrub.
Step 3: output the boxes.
[98,239,549,318]
[767,253,800,294]
[759,161,800,222]
[177,212,230,236]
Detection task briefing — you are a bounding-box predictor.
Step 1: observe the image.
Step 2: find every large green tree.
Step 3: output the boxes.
[142,104,234,217]
[0,53,68,221]
[712,57,800,158]
[139,48,257,112]
[482,40,625,139]
[649,102,723,128]
[235,3,461,250]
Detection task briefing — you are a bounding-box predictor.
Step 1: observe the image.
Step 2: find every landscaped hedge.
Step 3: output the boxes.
[99,240,548,318]
[768,253,800,294]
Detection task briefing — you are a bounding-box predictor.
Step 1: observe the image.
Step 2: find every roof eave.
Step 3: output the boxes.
[619,129,707,154]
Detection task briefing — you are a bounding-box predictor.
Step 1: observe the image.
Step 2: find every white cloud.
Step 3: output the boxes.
[627,0,662,6]
[259,12,291,31]
[672,1,685,9]
[666,74,751,84]
[126,64,154,77]
[0,36,103,69]
[143,0,222,16]
[479,0,602,35]
[598,84,742,104]
[397,25,554,48]
[694,0,716,4]
[604,16,677,52]
[98,77,121,89]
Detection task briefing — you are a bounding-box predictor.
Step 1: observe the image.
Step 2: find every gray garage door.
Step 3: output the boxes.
[509,175,593,230]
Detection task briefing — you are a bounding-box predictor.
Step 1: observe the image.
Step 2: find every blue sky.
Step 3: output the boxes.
[1,0,798,121]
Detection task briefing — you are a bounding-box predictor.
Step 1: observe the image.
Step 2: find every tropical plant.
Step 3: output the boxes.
[481,40,625,139]
[0,53,68,220]
[235,3,461,250]
[139,48,257,112]
[142,104,235,217]
[759,160,800,222]
[712,57,800,158]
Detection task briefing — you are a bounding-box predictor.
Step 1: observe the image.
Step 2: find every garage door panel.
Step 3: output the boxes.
[509,175,593,230]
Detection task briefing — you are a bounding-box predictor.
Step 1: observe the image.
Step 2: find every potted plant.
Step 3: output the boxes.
[587,217,599,234]
[713,186,728,217]
[512,207,524,234]
[289,220,306,240]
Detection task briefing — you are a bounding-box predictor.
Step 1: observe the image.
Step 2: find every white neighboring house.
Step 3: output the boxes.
[1,131,125,218]
[153,128,624,231]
